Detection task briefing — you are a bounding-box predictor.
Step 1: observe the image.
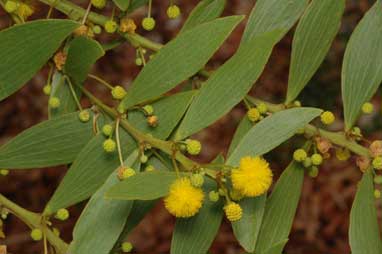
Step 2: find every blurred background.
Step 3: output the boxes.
[1,0,381,253]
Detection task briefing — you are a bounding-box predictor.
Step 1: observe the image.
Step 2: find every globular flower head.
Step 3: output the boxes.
[111,86,127,100]
[43,85,51,95]
[167,5,181,19]
[120,18,137,34]
[362,102,374,114]
[102,124,113,137]
[30,228,43,241]
[147,115,158,127]
[91,0,106,9]
[293,149,307,162]
[143,105,154,116]
[73,25,88,36]
[103,138,116,153]
[224,202,242,222]
[121,242,133,253]
[311,153,323,166]
[142,17,156,31]
[78,110,90,122]
[231,156,273,197]
[257,103,268,114]
[0,169,9,176]
[49,97,61,109]
[190,173,204,187]
[208,191,219,202]
[374,189,381,199]
[104,20,118,33]
[309,166,319,178]
[320,111,335,125]
[118,166,136,180]
[16,3,34,20]
[372,156,382,170]
[4,1,18,13]
[55,208,69,221]
[164,177,204,218]
[247,108,260,122]
[186,139,202,155]
[92,25,102,34]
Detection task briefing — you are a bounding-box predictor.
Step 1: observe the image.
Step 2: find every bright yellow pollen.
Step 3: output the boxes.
[231,156,273,197]
[224,202,242,222]
[164,177,204,218]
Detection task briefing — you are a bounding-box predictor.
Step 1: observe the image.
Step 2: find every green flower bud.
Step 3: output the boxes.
[30,228,43,241]
[121,242,133,253]
[49,97,61,109]
[103,139,116,153]
[208,191,219,202]
[186,139,202,155]
[102,124,113,137]
[55,208,69,221]
[190,173,204,187]
[142,17,155,31]
[293,149,307,162]
[78,110,90,122]
[311,153,323,166]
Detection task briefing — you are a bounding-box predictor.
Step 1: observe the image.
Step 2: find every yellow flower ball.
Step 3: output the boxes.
[362,102,374,114]
[208,191,219,202]
[231,156,273,197]
[91,0,106,9]
[102,124,113,137]
[372,156,382,170]
[55,208,69,221]
[49,97,61,109]
[142,17,156,31]
[320,111,335,125]
[43,85,51,95]
[224,202,242,222]
[257,103,268,114]
[111,86,127,100]
[4,1,18,13]
[30,228,43,241]
[293,149,307,162]
[167,5,181,19]
[103,139,116,153]
[121,167,136,180]
[247,108,260,122]
[164,177,204,218]
[16,3,34,20]
[78,110,90,122]
[122,242,133,253]
[311,153,323,166]
[104,20,118,33]
[0,169,9,176]
[120,18,137,34]
[186,139,202,155]
[374,189,381,199]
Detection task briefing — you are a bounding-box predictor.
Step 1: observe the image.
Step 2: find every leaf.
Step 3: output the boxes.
[341,1,382,130]
[227,117,252,157]
[112,0,130,11]
[106,171,179,200]
[254,160,305,253]
[349,170,382,254]
[48,72,75,118]
[45,91,194,214]
[127,0,148,12]
[260,239,289,254]
[64,36,104,85]
[227,107,321,165]
[121,16,243,109]
[181,0,226,32]
[0,112,93,169]
[68,151,139,254]
[0,20,79,101]
[286,0,345,103]
[175,31,280,140]
[170,155,224,254]
[241,0,308,44]
[232,196,266,252]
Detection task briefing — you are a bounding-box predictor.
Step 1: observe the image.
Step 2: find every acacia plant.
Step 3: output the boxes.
[1,0,382,253]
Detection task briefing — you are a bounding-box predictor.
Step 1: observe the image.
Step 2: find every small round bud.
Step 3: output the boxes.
[362,102,374,114]
[257,103,268,114]
[208,191,219,202]
[104,20,118,33]
[247,108,260,122]
[103,139,116,153]
[4,0,18,13]
[356,156,370,173]
[30,228,43,241]
[55,208,69,221]
[122,242,133,253]
[43,85,51,95]
[186,139,202,155]
[303,157,312,168]
[167,5,181,19]
[102,124,113,137]
[142,17,156,31]
[351,127,362,137]
[311,153,323,166]
[91,0,106,9]
[224,202,242,222]
[111,86,127,100]
[120,18,137,34]
[145,165,155,172]
[372,156,382,170]
[293,149,307,162]
[92,25,102,34]
[117,104,126,114]
[143,105,154,116]
[374,189,381,199]
[320,111,335,125]
[218,188,225,196]
[190,173,204,187]
[309,166,319,178]
[147,115,158,127]
[370,140,382,157]
[78,110,90,122]
[335,148,351,161]
[118,167,136,180]
[374,175,382,184]
[135,58,143,66]
[73,25,88,36]
[293,100,301,107]
[140,154,148,164]
[0,169,9,176]
[49,97,61,109]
